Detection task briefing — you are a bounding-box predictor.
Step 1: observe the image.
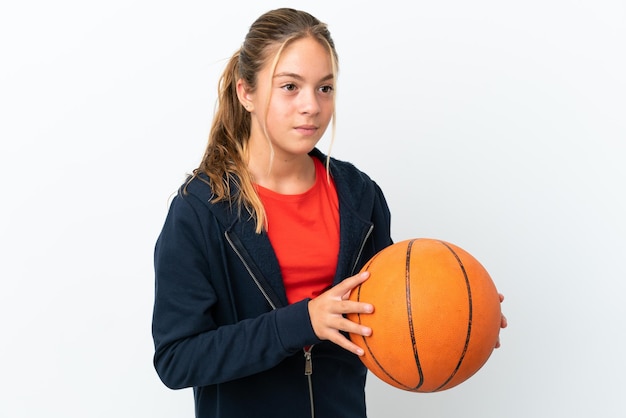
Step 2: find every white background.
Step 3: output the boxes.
[1,1,625,417]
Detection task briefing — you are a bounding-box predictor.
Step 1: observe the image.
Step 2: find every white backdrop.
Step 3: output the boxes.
[1,1,625,417]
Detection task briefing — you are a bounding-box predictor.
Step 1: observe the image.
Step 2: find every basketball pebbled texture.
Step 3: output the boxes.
[347,238,501,392]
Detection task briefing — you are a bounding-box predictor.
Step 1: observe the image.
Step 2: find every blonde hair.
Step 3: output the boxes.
[188,8,339,233]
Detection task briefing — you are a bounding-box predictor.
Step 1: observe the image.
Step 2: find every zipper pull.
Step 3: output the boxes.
[304,346,313,376]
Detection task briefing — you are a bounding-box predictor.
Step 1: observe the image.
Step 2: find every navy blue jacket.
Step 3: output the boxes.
[152,149,393,417]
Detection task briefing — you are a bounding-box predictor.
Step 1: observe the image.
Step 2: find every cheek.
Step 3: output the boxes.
[260,107,286,137]
[321,101,334,121]
[320,95,334,111]
[265,98,293,122]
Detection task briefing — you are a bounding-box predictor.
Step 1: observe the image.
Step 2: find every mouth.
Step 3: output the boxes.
[295,125,318,136]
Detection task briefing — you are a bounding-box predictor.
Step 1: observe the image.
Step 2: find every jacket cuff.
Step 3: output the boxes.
[275,299,320,351]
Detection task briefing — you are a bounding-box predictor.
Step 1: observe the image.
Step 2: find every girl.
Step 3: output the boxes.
[152,8,393,418]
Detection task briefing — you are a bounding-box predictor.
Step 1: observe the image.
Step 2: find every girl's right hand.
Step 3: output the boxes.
[307,271,374,356]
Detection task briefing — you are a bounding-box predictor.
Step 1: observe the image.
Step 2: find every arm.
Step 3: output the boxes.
[151,194,319,389]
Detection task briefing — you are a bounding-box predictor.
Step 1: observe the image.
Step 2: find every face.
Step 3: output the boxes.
[239,36,335,162]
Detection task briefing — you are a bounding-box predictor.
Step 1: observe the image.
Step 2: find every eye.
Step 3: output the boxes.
[319,85,334,94]
[281,83,297,92]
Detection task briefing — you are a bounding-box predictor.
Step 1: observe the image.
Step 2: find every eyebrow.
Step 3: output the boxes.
[273,72,334,82]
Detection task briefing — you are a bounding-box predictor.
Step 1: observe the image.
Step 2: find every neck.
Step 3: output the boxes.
[247,147,316,194]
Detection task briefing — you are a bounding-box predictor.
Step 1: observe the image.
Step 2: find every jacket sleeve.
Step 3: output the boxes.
[151,193,320,389]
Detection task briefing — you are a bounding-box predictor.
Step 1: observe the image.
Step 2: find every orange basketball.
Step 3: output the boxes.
[347,238,501,392]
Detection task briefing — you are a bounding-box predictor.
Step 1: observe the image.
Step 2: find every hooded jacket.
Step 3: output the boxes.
[152,148,393,418]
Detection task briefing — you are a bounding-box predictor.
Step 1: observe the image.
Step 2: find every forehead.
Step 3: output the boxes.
[269,37,333,79]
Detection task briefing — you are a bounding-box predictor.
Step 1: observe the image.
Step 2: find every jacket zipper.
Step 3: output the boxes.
[351,224,374,275]
[304,345,315,418]
[224,231,277,310]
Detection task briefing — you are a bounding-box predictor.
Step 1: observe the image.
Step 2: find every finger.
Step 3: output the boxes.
[499,293,505,303]
[312,314,372,355]
[332,271,369,299]
[344,340,367,356]
[336,299,374,315]
[337,315,372,337]
[328,329,369,356]
[318,307,372,336]
[334,333,366,356]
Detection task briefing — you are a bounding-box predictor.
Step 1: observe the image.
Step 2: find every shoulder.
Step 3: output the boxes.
[310,148,380,200]
[310,148,374,186]
[169,173,238,228]
[179,173,213,201]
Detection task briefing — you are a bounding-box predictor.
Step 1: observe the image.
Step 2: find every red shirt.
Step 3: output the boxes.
[256,158,340,304]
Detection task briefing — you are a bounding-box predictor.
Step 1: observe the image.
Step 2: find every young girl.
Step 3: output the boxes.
[152,8,393,418]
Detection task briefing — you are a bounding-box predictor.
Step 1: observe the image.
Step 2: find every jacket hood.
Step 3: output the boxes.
[184,148,379,232]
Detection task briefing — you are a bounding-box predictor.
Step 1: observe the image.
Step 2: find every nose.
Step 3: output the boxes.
[298,88,321,115]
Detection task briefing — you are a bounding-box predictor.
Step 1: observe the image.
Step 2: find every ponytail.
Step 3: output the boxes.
[189,50,266,232]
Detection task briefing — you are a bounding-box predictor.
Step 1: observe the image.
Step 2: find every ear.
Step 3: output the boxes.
[236,79,254,112]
